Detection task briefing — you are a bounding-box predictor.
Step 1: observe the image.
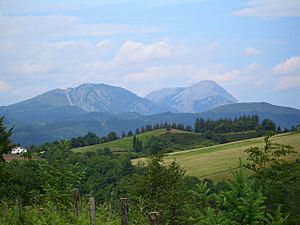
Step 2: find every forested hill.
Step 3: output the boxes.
[2,102,300,146]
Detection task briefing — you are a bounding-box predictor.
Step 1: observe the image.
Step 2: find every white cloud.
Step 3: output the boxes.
[273,56,300,75]
[0,81,10,92]
[11,63,50,75]
[96,40,113,52]
[0,39,177,100]
[233,0,300,18]
[0,15,160,41]
[194,66,256,86]
[273,56,300,91]
[114,40,172,62]
[106,40,173,71]
[277,75,300,90]
[245,47,262,56]
[245,62,262,71]
[122,65,195,96]
[205,42,219,51]
[121,63,262,97]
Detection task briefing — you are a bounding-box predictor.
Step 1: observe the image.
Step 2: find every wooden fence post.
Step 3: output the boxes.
[72,188,80,218]
[149,212,159,225]
[14,199,20,221]
[2,202,8,216]
[89,197,96,225]
[120,198,128,225]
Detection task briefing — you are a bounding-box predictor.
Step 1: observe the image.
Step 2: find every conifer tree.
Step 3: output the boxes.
[132,135,137,149]
[127,130,133,137]
[0,116,13,161]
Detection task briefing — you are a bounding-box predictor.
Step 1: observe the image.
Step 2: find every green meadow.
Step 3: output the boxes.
[134,132,300,181]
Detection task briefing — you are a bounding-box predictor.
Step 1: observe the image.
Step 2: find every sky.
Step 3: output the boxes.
[0,0,300,108]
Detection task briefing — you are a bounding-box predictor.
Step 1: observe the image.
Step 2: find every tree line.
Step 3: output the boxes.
[67,115,284,149]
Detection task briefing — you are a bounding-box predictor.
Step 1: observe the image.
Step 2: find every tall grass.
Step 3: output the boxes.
[0,201,149,225]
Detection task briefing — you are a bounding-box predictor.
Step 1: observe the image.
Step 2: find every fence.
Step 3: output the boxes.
[72,188,159,225]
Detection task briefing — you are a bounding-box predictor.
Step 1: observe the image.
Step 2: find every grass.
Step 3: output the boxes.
[133,132,300,181]
[73,129,189,153]
[73,129,257,154]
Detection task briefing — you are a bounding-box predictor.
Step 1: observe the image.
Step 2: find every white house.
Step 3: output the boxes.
[11,147,27,154]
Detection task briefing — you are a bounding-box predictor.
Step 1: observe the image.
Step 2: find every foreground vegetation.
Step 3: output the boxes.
[1,116,300,224]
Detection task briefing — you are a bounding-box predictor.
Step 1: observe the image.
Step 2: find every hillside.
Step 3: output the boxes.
[133,132,300,181]
[72,129,209,153]
[202,102,300,128]
[73,129,167,152]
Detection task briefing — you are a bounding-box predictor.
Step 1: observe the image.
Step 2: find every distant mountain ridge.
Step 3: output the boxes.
[1,83,165,116]
[1,81,237,117]
[146,80,238,113]
[1,82,300,146]
[64,83,166,114]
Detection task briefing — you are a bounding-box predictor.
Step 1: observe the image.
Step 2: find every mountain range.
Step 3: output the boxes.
[1,81,300,146]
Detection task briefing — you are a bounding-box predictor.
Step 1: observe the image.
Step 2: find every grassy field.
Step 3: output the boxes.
[73,129,190,153]
[134,132,300,181]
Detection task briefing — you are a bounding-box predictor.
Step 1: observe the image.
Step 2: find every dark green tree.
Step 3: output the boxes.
[107,131,117,141]
[192,168,287,225]
[0,116,13,161]
[194,118,200,133]
[132,135,137,149]
[185,125,193,132]
[135,139,143,152]
[261,118,276,131]
[127,130,133,137]
[128,155,190,225]
[245,134,295,173]
[245,134,298,224]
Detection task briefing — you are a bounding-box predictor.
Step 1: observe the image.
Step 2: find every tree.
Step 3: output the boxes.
[261,118,276,131]
[107,131,117,141]
[185,125,193,132]
[132,135,143,152]
[128,155,190,224]
[135,138,143,152]
[127,130,133,137]
[244,134,298,223]
[194,118,200,133]
[192,168,287,225]
[121,131,126,138]
[245,134,295,173]
[0,116,13,161]
[132,135,137,149]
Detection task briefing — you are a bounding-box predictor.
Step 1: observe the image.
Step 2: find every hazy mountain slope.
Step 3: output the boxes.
[145,87,184,108]
[65,83,165,114]
[146,80,238,113]
[0,83,166,117]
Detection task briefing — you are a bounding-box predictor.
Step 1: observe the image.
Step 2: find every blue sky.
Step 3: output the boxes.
[0,0,300,108]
